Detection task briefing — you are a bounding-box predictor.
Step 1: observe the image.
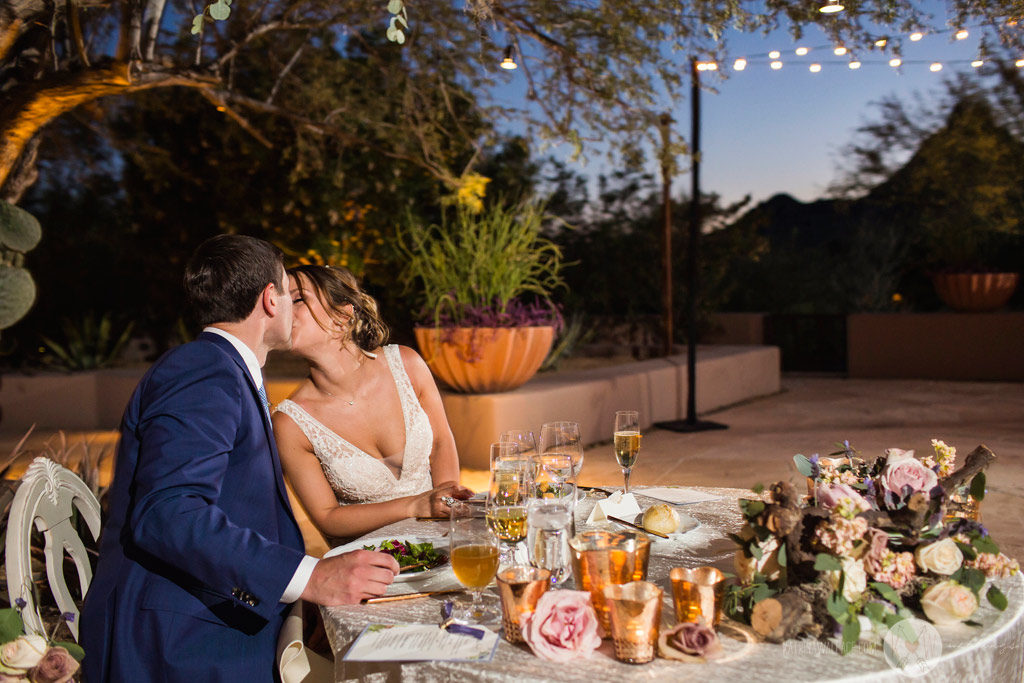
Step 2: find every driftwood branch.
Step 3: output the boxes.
[940,445,996,495]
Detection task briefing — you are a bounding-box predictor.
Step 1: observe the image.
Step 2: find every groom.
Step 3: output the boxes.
[81,235,399,681]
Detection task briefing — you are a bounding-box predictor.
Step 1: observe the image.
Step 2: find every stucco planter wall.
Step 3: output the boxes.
[0,368,146,431]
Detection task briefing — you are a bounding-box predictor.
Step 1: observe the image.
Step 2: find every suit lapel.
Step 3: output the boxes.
[200,333,296,513]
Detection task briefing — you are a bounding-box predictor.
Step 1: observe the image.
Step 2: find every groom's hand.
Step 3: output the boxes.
[301,550,400,605]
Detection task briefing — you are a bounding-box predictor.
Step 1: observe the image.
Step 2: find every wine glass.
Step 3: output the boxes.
[613,410,641,494]
[539,421,583,480]
[449,500,501,622]
[500,429,538,458]
[486,456,529,569]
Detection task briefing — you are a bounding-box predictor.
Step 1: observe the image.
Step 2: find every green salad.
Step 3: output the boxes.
[362,539,446,572]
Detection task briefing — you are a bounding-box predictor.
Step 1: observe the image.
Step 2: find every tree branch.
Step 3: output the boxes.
[265,41,303,105]
[142,0,166,61]
[198,89,272,148]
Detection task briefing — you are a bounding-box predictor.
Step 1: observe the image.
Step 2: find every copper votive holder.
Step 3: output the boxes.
[569,530,651,632]
[603,581,663,664]
[669,566,726,627]
[496,566,552,643]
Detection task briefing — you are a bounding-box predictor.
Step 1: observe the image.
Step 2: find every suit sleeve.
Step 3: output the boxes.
[126,346,304,620]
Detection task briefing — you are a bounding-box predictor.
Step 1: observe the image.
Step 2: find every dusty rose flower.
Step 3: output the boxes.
[0,635,48,672]
[29,647,79,683]
[870,550,915,589]
[666,622,722,659]
[880,449,938,497]
[815,484,870,513]
[862,527,890,574]
[521,590,602,662]
[915,538,964,575]
[921,581,978,625]
[967,552,1021,578]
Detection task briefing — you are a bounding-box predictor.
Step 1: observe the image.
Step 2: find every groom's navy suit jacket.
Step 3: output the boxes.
[81,332,306,682]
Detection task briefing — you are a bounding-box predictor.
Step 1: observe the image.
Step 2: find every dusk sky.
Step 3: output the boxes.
[492,6,1011,208]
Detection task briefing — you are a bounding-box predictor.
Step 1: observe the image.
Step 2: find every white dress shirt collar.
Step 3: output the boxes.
[203,326,263,388]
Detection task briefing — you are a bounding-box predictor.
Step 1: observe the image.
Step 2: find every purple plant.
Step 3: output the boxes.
[418,296,564,332]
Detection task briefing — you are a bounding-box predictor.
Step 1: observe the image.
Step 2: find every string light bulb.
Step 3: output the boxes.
[955,29,969,40]
[733,58,747,71]
[696,61,718,71]
[875,38,888,47]
[795,47,809,56]
[833,46,847,56]
[909,31,924,41]
[770,60,783,70]
[809,63,821,72]
[930,62,943,72]
[971,59,984,68]
[849,60,861,69]
[769,50,781,59]
[500,45,518,70]
[889,57,902,67]
[819,0,844,13]
[1016,58,1024,68]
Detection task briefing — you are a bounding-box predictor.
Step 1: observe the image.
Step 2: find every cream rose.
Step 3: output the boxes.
[828,557,867,602]
[915,538,964,575]
[0,635,48,672]
[921,580,978,625]
[734,536,781,584]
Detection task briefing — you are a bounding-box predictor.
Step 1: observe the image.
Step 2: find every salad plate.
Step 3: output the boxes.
[325,536,450,583]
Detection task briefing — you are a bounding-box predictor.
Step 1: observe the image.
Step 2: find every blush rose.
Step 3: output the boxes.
[880,448,938,497]
[521,590,602,662]
[921,580,978,625]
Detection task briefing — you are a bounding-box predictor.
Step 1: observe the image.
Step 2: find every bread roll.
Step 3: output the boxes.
[642,503,679,535]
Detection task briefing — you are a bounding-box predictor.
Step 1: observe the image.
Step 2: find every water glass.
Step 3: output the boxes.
[526,495,574,586]
[540,421,584,479]
[500,430,538,458]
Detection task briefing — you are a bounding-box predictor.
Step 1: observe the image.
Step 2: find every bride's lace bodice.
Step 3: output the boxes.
[274,345,434,504]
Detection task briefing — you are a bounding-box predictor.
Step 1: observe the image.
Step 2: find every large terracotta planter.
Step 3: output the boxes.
[931,272,1019,312]
[414,326,555,393]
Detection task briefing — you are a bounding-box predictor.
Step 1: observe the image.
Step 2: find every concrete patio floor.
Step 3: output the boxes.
[4,375,1023,560]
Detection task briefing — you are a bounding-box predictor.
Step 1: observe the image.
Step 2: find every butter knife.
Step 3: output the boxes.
[362,589,462,604]
[606,515,669,539]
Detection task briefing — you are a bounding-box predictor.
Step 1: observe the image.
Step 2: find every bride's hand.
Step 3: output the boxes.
[416,482,473,518]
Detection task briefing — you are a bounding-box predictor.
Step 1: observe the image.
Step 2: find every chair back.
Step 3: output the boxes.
[5,457,101,641]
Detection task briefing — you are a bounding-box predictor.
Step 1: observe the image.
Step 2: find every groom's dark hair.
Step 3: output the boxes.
[184,234,285,326]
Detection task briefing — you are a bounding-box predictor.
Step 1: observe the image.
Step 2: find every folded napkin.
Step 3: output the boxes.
[586,491,642,525]
[640,487,722,505]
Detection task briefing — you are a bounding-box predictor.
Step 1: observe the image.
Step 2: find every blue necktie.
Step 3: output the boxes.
[257,384,271,420]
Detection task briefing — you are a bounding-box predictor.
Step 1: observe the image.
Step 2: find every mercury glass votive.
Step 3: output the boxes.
[669,566,726,627]
[603,581,663,664]
[496,566,552,643]
[569,530,651,632]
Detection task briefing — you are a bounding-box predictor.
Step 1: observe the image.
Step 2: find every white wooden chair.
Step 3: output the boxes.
[5,456,101,641]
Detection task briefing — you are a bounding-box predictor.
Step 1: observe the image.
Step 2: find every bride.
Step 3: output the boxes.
[272,264,471,539]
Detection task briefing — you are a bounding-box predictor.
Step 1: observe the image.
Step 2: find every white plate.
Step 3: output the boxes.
[630,511,701,542]
[325,536,450,583]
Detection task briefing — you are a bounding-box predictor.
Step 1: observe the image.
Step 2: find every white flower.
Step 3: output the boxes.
[0,634,48,672]
[915,538,964,575]
[828,557,867,602]
[734,536,781,584]
[921,581,978,625]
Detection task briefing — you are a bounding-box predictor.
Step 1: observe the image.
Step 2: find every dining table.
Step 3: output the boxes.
[320,486,1024,682]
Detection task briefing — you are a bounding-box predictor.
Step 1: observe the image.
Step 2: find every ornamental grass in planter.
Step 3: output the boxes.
[398,201,566,393]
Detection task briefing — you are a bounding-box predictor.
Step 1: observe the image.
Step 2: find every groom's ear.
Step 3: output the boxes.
[260,281,280,316]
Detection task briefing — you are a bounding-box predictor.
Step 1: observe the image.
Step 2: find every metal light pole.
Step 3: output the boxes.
[659,112,674,358]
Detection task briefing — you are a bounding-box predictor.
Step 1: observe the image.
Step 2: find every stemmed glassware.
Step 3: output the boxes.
[487,442,530,568]
[539,421,583,481]
[449,500,501,621]
[613,410,641,494]
[499,429,538,459]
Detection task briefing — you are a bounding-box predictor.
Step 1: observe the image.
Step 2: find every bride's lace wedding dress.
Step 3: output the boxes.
[274,344,434,504]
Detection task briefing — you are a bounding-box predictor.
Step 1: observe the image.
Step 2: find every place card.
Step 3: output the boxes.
[343,623,500,662]
[640,487,722,505]
[586,491,642,524]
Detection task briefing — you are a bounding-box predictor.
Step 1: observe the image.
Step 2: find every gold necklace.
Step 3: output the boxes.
[315,383,356,406]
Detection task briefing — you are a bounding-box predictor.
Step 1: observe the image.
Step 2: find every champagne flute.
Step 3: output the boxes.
[450,500,501,621]
[486,458,529,569]
[614,410,641,494]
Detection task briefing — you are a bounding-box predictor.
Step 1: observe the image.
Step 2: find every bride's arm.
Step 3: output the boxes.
[398,345,462,486]
[272,411,466,538]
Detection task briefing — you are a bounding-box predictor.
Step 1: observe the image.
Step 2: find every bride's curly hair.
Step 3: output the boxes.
[288,264,389,353]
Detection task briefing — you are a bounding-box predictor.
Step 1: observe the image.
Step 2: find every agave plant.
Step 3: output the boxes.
[39,312,134,371]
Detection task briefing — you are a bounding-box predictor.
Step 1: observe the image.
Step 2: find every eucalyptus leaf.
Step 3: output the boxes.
[793,454,814,478]
[777,542,787,568]
[841,619,860,654]
[986,584,1008,611]
[0,608,24,644]
[751,583,775,603]
[973,534,999,555]
[208,1,230,20]
[869,581,904,608]
[955,540,977,561]
[387,0,403,13]
[53,640,85,661]
[827,592,850,621]
[864,601,886,623]
[750,542,764,561]
[751,483,765,495]
[814,553,842,572]
[970,472,986,501]
[961,567,986,595]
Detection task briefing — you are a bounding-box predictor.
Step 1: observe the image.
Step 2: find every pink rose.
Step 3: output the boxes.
[880,449,938,497]
[862,527,890,574]
[815,483,870,511]
[521,590,602,662]
[29,647,79,683]
[666,622,722,659]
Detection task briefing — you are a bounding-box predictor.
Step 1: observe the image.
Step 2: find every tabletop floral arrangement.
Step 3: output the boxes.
[0,603,82,682]
[726,440,1019,653]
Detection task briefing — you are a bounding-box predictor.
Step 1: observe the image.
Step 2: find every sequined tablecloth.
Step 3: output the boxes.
[321,486,1024,682]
